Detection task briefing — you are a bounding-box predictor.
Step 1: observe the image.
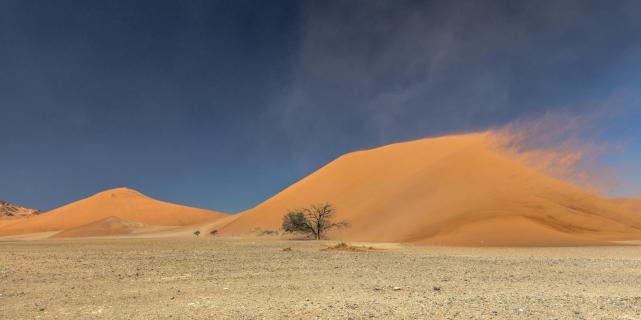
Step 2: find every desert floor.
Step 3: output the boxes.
[1,238,641,319]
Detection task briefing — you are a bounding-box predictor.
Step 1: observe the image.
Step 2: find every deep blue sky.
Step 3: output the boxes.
[2,0,641,212]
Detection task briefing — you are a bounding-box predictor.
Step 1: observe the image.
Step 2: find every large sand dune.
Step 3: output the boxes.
[211,133,641,246]
[0,188,225,236]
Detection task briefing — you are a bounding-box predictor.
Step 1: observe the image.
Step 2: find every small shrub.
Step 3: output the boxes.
[334,242,349,249]
[322,242,381,252]
[193,230,201,236]
[258,230,277,236]
[209,229,218,236]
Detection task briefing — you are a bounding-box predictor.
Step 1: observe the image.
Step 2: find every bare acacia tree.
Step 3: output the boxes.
[282,203,348,240]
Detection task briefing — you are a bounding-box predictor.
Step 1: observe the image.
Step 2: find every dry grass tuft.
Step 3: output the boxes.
[322,242,380,252]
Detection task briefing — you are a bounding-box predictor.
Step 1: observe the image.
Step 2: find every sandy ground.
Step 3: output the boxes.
[1,238,641,319]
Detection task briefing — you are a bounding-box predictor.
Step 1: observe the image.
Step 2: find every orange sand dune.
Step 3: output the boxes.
[0,188,225,236]
[211,132,641,246]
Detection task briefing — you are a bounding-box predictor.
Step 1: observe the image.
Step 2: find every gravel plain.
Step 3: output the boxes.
[1,237,641,319]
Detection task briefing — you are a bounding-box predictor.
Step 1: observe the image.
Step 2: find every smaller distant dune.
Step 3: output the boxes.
[0,187,227,237]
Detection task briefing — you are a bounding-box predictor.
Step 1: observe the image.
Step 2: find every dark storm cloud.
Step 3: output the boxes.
[269,0,641,160]
[0,0,302,211]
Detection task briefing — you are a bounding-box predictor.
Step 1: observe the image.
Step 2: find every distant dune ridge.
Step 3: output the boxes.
[2,133,641,246]
[0,188,225,236]
[208,132,641,246]
[0,200,42,218]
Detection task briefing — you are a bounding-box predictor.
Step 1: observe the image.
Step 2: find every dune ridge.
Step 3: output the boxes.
[209,132,641,246]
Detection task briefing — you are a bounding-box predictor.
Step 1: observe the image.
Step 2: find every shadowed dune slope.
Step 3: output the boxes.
[53,216,146,238]
[0,188,226,236]
[212,133,641,246]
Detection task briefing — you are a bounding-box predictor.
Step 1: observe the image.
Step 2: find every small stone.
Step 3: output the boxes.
[393,287,402,291]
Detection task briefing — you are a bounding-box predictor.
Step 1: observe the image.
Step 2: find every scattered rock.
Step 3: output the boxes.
[0,200,42,218]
